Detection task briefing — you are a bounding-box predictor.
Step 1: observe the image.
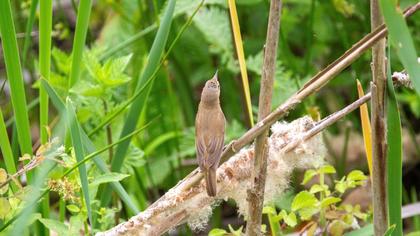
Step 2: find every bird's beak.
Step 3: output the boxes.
[212,70,219,81]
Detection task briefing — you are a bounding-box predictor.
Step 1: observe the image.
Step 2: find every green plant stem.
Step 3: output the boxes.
[319,172,326,229]
[59,199,66,222]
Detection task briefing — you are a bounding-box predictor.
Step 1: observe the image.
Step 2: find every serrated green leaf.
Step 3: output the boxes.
[291,191,318,211]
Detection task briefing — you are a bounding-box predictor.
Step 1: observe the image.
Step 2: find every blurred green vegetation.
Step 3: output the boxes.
[0,0,419,234]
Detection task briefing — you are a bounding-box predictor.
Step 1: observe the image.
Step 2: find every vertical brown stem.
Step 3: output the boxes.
[245,1,282,235]
[370,0,388,235]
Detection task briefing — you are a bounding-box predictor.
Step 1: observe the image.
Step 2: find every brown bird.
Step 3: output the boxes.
[195,71,225,197]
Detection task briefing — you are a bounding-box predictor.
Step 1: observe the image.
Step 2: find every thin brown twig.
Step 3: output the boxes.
[246,0,282,235]
[370,0,388,234]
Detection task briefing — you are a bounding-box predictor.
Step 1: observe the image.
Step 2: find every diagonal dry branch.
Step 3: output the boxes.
[97,93,373,236]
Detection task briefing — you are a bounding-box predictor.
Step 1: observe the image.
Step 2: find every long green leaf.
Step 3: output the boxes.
[379,1,420,95]
[100,0,177,208]
[110,0,176,172]
[66,99,92,229]
[22,0,39,67]
[41,79,140,214]
[386,43,403,236]
[0,111,17,178]
[22,0,38,66]
[0,0,33,160]
[39,0,53,230]
[68,0,93,88]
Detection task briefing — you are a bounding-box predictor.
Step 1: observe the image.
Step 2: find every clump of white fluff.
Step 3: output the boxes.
[216,116,325,219]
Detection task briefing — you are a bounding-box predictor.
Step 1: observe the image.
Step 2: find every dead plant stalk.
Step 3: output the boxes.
[370,0,388,235]
[246,0,282,235]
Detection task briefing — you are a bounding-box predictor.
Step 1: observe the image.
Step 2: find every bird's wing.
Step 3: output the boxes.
[196,135,206,170]
[205,130,224,169]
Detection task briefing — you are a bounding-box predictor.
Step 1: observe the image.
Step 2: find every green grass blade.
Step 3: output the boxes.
[110,0,176,172]
[41,79,140,214]
[100,0,176,208]
[39,0,53,233]
[0,111,18,181]
[379,0,420,96]
[68,0,93,88]
[66,99,92,229]
[386,42,403,236]
[39,0,52,143]
[0,0,33,159]
[22,0,39,67]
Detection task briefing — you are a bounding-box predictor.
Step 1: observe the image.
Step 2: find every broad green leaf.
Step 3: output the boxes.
[321,197,341,208]
[319,165,336,174]
[208,228,228,236]
[309,184,329,194]
[0,198,11,219]
[284,212,297,227]
[299,207,319,221]
[291,191,318,211]
[0,168,9,194]
[302,169,317,185]
[347,170,367,181]
[262,206,276,215]
[39,218,69,235]
[90,173,130,186]
[66,204,80,214]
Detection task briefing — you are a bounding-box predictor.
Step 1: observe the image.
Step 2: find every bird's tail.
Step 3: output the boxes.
[204,168,217,197]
